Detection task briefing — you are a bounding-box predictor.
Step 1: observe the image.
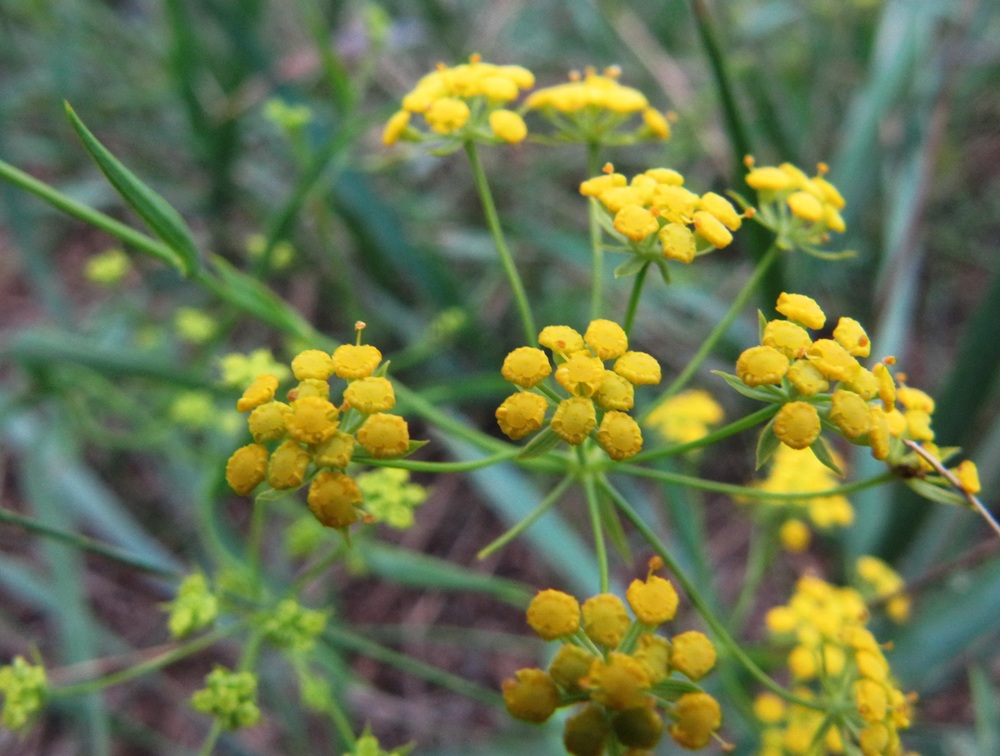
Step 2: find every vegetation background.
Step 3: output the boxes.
[1,0,999,753]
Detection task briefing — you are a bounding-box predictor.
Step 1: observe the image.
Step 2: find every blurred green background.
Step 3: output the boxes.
[1,0,999,753]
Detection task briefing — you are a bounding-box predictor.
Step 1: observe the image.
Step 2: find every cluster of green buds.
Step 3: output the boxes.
[581,164,749,279]
[0,656,47,732]
[502,561,723,754]
[758,574,914,755]
[165,573,220,639]
[225,323,417,535]
[524,66,671,144]
[496,319,661,461]
[738,158,849,257]
[191,667,261,731]
[383,54,534,147]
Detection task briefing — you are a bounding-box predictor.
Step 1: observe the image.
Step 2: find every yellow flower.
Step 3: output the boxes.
[786,359,829,396]
[501,346,552,388]
[829,389,872,439]
[313,430,356,469]
[645,389,724,444]
[762,320,812,359]
[582,593,631,647]
[776,293,826,329]
[551,397,597,445]
[267,439,311,490]
[424,97,471,134]
[225,443,269,495]
[291,349,335,381]
[331,344,382,379]
[356,413,410,458]
[746,166,794,191]
[488,109,528,143]
[343,376,396,414]
[642,107,671,138]
[584,319,628,360]
[692,209,733,248]
[247,401,291,443]
[597,411,643,461]
[613,204,659,242]
[658,222,696,263]
[382,109,411,145]
[580,172,627,198]
[736,345,788,387]
[496,392,548,440]
[787,191,825,222]
[699,191,742,231]
[780,519,812,552]
[595,371,635,412]
[773,401,821,450]
[669,692,722,750]
[613,351,661,385]
[502,668,559,723]
[586,652,651,710]
[955,459,981,494]
[548,644,596,691]
[874,363,897,412]
[625,575,678,625]
[555,353,606,397]
[670,631,717,681]
[283,396,340,444]
[307,471,363,529]
[526,589,581,640]
[236,374,279,412]
[538,324,585,354]
[833,317,871,358]
[807,339,860,382]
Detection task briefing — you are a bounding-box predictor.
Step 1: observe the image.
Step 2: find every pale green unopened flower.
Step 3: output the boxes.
[263,98,313,130]
[191,667,260,730]
[285,515,329,558]
[175,307,218,344]
[0,656,47,731]
[347,725,415,756]
[246,233,295,270]
[261,599,328,653]
[84,247,130,285]
[356,468,428,529]
[218,349,291,388]
[166,573,219,638]
[170,392,218,430]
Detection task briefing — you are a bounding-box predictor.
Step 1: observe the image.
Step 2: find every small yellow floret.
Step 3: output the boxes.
[538,325,585,354]
[746,166,794,191]
[614,204,659,242]
[776,293,826,329]
[548,644,596,691]
[595,371,635,412]
[237,374,279,412]
[780,519,812,552]
[598,411,643,461]
[642,107,671,138]
[874,363,897,412]
[526,589,581,640]
[555,352,606,397]
[584,319,628,360]
[225,443,269,495]
[833,317,871,358]
[489,109,528,143]
[331,344,382,379]
[496,392,548,440]
[382,110,411,145]
[501,346,552,388]
[955,460,981,495]
[786,359,829,396]
[580,173,627,198]
[308,471,362,529]
[762,320,812,359]
[283,396,339,444]
[808,339,861,382]
[551,397,597,445]
[699,191,742,231]
[356,413,410,457]
[669,692,722,750]
[658,222,696,263]
[736,345,788,387]
[343,376,396,414]
[586,653,651,711]
[613,351,661,385]
[626,575,678,625]
[774,401,821,450]
[581,593,631,647]
[502,668,559,723]
[313,430,356,469]
[645,389,724,444]
[424,97,471,133]
[247,401,291,443]
[267,439,311,490]
[787,191,825,222]
[291,350,335,381]
[692,210,733,248]
[670,631,717,680]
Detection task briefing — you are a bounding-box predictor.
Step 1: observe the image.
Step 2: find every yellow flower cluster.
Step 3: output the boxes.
[525,66,671,143]
[729,293,899,463]
[645,389,724,445]
[581,165,746,275]
[746,446,854,552]
[855,556,910,624]
[224,328,412,533]
[759,575,914,755]
[496,320,661,460]
[744,158,847,254]
[502,564,722,753]
[383,54,533,145]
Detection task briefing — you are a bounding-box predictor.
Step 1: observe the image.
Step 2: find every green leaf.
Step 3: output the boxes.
[613,257,649,279]
[516,425,562,460]
[904,478,970,508]
[757,309,769,341]
[712,370,785,403]
[64,103,201,276]
[809,436,843,476]
[755,417,781,469]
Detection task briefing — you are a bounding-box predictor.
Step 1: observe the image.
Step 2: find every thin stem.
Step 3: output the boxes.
[464,141,537,345]
[598,476,822,710]
[729,524,772,632]
[640,244,779,423]
[51,623,245,698]
[587,142,604,320]
[477,474,575,559]
[615,464,894,500]
[629,404,780,465]
[623,261,650,336]
[581,451,610,593]
[363,448,521,474]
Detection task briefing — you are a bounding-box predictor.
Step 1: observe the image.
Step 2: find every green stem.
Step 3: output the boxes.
[623,261,651,336]
[51,623,245,698]
[640,244,779,423]
[464,141,537,345]
[630,404,779,464]
[587,142,603,320]
[363,448,520,473]
[729,524,772,632]
[615,465,894,501]
[597,477,821,709]
[477,474,574,559]
[581,453,610,593]
[248,494,268,599]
